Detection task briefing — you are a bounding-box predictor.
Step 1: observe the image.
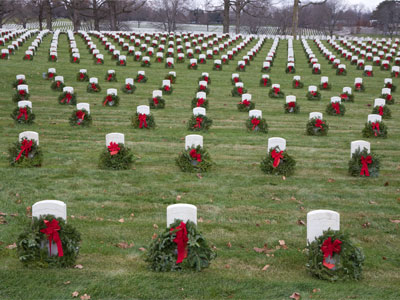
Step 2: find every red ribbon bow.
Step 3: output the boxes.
[331,102,340,114]
[79,73,85,79]
[191,63,196,67]
[251,118,260,130]
[17,107,28,120]
[311,91,317,97]
[242,99,250,106]
[119,59,124,65]
[263,78,269,86]
[199,85,206,90]
[394,72,399,78]
[271,149,283,168]
[194,117,203,128]
[73,57,77,62]
[386,94,392,101]
[25,54,31,60]
[40,219,64,257]
[216,64,220,68]
[378,106,383,116]
[167,62,172,66]
[315,119,325,129]
[107,73,113,81]
[294,80,299,87]
[240,64,244,69]
[170,221,188,264]
[372,122,380,136]
[108,142,120,155]
[360,155,372,176]
[18,79,24,85]
[139,114,148,128]
[203,76,209,82]
[355,83,361,89]
[314,67,319,73]
[61,93,72,104]
[91,83,98,91]
[323,82,328,89]
[288,102,296,108]
[103,95,113,106]
[273,87,280,95]
[366,71,372,76]
[56,81,61,88]
[125,84,131,90]
[340,93,348,100]
[233,77,239,83]
[19,89,26,96]
[386,83,392,89]
[97,58,102,64]
[48,73,54,79]
[196,98,204,107]
[237,87,243,94]
[190,149,202,162]
[321,237,342,269]
[76,110,85,124]
[153,97,159,105]
[164,85,170,91]
[16,139,33,161]
[137,75,144,82]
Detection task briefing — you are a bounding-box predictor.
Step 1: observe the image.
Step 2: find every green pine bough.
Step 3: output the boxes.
[98,143,135,170]
[176,146,213,172]
[362,121,388,138]
[348,148,380,177]
[8,139,43,167]
[260,149,296,176]
[10,106,35,124]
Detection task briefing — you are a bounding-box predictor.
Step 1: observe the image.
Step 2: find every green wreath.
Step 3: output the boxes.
[383,95,395,105]
[362,121,388,138]
[197,86,210,95]
[246,117,268,133]
[12,90,30,102]
[8,139,43,167]
[187,114,213,131]
[131,113,156,129]
[336,69,347,76]
[284,102,300,114]
[11,106,35,124]
[145,220,216,272]
[70,57,80,64]
[105,73,117,82]
[348,148,380,177]
[135,74,147,83]
[149,96,166,109]
[260,77,272,87]
[306,118,329,136]
[231,78,242,85]
[51,81,65,91]
[187,63,198,70]
[17,215,81,268]
[292,80,303,88]
[122,83,136,94]
[268,89,285,99]
[326,103,346,116]
[236,65,246,72]
[198,75,211,84]
[13,79,27,88]
[306,91,321,101]
[162,86,173,95]
[354,84,365,92]
[176,146,213,172]
[385,84,396,92]
[191,97,209,109]
[237,101,255,112]
[165,74,176,83]
[58,92,77,105]
[306,229,364,282]
[77,72,89,82]
[340,93,354,102]
[165,62,174,69]
[285,67,295,74]
[319,83,331,90]
[213,64,222,71]
[371,106,391,119]
[141,61,151,67]
[87,82,101,93]
[312,68,321,74]
[260,148,296,176]
[69,109,92,127]
[261,67,270,73]
[102,94,120,107]
[231,87,247,97]
[98,143,135,170]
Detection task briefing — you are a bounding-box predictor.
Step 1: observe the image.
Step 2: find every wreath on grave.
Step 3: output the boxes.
[284,102,300,114]
[161,85,173,95]
[285,66,295,73]
[141,60,151,67]
[58,92,77,105]
[384,82,396,92]
[13,78,27,87]
[306,118,329,136]
[237,99,255,112]
[391,70,399,78]
[95,57,104,65]
[197,84,210,95]
[51,80,65,91]
[292,80,303,89]
[117,59,126,66]
[149,96,165,109]
[191,96,209,109]
[131,113,156,129]
[11,106,35,124]
[98,142,135,170]
[326,102,346,116]
[306,91,321,101]
[354,83,365,92]
[348,148,380,177]
[187,114,213,131]
[236,65,246,72]
[260,148,296,176]
[336,68,347,76]
[231,77,241,85]
[268,87,285,99]
[69,109,92,127]
[306,229,364,282]
[102,94,120,107]
[105,73,117,82]
[71,56,80,64]
[12,89,30,102]
[87,82,101,93]
[371,105,391,119]
[165,73,177,84]
[187,62,198,70]
[340,92,354,102]
[77,72,89,82]
[260,77,272,87]
[23,54,33,61]
[135,74,147,83]
[165,61,174,68]
[362,121,388,138]
[246,117,268,133]
[145,219,216,272]
[176,146,213,172]
[261,66,270,73]
[312,67,321,74]
[231,86,247,97]
[363,70,373,77]
[382,94,395,105]
[319,82,331,90]
[213,63,222,71]
[122,83,136,94]
[8,138,43,167]
[16,215,81,268]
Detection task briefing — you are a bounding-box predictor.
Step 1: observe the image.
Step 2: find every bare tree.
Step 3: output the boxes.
[323,0,346,36]
[0,0,19,28]
[106,0,146,31]
[63,0,86,31]
[292,0,328,37]
[13,0,36,29]
[222,0,230,33]
[152,0,190,32]
[372,0,400,37]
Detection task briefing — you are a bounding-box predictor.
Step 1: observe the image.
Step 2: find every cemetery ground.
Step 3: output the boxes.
[0,32,400,300]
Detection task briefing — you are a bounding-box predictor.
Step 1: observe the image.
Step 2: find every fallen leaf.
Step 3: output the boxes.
[264,219,271,224]
[384,181,389,186]
[253,243,274,254]
[297,219,305,226]
[72,291,79,297]
[26,206,32,216]
[282,176,286,180]
[196,173,203,179]
[152,233,157,239]
[328,178,335,183]
[299,206,305,211]
[225,264,230,269]
[176,195,181,201]
[116,242,134,249]
[118,218,125,223]
[64,280,71,285]
[16,193,20,198]
[74,264,83,269]
[0,212,6,216]
[367,103,371,107]
[227,242,232,248]
[312,288,320,293]
[369,201,377,205]
[279,240,288,250]
[0,216,7,224]
[198,217,204,223]
[80,294,91,300]
[130,212,134,217]
[290,196,296,201]
[290,292,301,300]
[362,222,371,228]
[138,247,146,252]
[71,215,75,219]
[262,264,270,271]
[390,219,400,224]
[6,243,17,249]
[382,256,387,260]
[256,223,260,227]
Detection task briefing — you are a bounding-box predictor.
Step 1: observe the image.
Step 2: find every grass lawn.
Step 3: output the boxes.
[0,31,399,300]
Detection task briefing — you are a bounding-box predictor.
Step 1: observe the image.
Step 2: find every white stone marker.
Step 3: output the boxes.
[185,134,203,149]
[19,131,39,144]
[367,114,382,123]
[77,103,90,114]
[307,210,340,244]
[137,105,150,115]
[107,88,117,96]
[374,98,385,107]
[167,204,197,227]
[106,133,124,146]
[193,107,206,116]
[32,200,67,220]
[18,100,32,109]
[153,90,162,98]
[309,112,322,120]
[249,109,262,118]
[351,140,370,157]
[267,137,286,151]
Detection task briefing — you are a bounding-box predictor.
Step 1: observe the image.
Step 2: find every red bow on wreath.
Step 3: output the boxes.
[108,142,120,155]
[125,84,131,90]
[196,98,204,107]
[251,118,260,130]
[240,64,244,69]
[233,77,239,83]
[25,54,31,60]
[40,219,64,257]
[61,93,72,104]
[386,83,392,89]
[288,102,296,108]
[56,81,61,88]
[203,76,209,82]
[315,119,325,129]
[119,60,124,65]
[394,72,399,78]
[321,237,342,269]
[242,99,250,106]
[237,87,243,94]
[199,85,206,91]
[386,94,392,101]
[273,87,280,95]
[91,83,98,91]
[137,75,144,82]
[79,73,85,79]
[16,139,32,161]
[17,107,28,121]
[378,106,383,116]
[355,83,361,89]
[366,71,372,76]
[103,95,113,106]
[170,221,188,264]
[191,63,196,68]
[107,73,113,81]
[18,79,24,85]
[19,90,26,96]
[189,149,202,162]
[194,117,203,128]
[1,53,6,58]
[215,64,220,69]
[76,110,85,125]
[340,93,348,100]
[97,58,102,64]
[263,78,269,86]
[360,155,372,176]
[139,113,148,128]
[164,85,170,91]
[331,102,340,114]
[322,82,328,89]
[371,122,380,136]
[294,80,299,87]
[73,57,77,62]
[48,73,54,79]
[311,91,317,97]
[271,149,283,168]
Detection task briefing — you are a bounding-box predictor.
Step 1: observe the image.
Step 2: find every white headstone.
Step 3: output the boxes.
[77,103,90,114]
[185,134,203,149]
[235,82,244,88]
[307,210,340,244]
[79,69,87,73]
[355,77,363,84]
[193,107,206,116]
[153,90,162,98]
[351,140,370,157]
[54,76,63,82]
[321,76,329,83]
[343,87,352,94]
[374,98,385,107]
[16,74,25,80]
[309,112,322,120]
[267,137,286,151]
[17,84,29,93]
[199,80,207,87]
[89,77,98,84]
[63,86,74,94]
[242,94,251,101]
[32,200,67,220]
[286,95,296,103]
[167,204,197,227]
[293,75,301,81]
[162,79,171,87]
[19,131,39,144]
[125,78,134,85]
[232,73,239,79]
[272,84,280,89]
[196,92,206,99]
[382,88,391,95]
[249,109,262,118]
[18,100,32,109]
[106,133,124,146]
[308,85,317,92]
[137,105,150,115]
[107,88,117,96]
[368,114,382,123]
[331,97,341,103]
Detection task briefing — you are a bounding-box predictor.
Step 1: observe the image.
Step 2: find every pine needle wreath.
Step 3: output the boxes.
[197,86,210,95]
[69,109,92,127]
[306,118,329,136]
[70,56,80,64]
[362,121,388,138]
[165,62,174,69]
[13,79,27,87]
[191,97,209,109]
[371,105,391,119]
[105,73,117,82]
[363,70,373,77]
[384,83,396,92]
[231,86,247,97]
[261,67,270,73]
[306,229,364,282]
[161,85,173,95]
[382,94,395,105]
[285,66,296,73]
[76,72,89,82]
[237,100,255,112]
[246,117,268,133]
[11,106,35,124]
[354,84,365,92]
[102,94,120,107]
[12,90,30,102]
[348,148,380,177]
[149,96,166,109]
[199,75,211,84]
[17,215,81,268]
[336,69,347,75]
[292,80,303,88]
[176,146,213,172]
[187,63,198,70]
[131,113,156,129]
[187,114,213,131]
[122,83,136,94]
[231,78,242,85]
[8,139,43,167]
[213,64,222,71]
[284,102,300,114]
[268,89,285,99]
[306,91,321,101]
[340,92,354,102]
[98,143,135,170]
[58,92,77,105]
[135,74,147,83]
[326,102,346,116]
[51,81,65,91]
[141,60,151,67]
[87,82,101,93]
[165,74,176,83]
[236,65,246,72]
[319,83,331,90]
[145,220,216,272]
[312,68,321,74]
[260,148,296,176]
